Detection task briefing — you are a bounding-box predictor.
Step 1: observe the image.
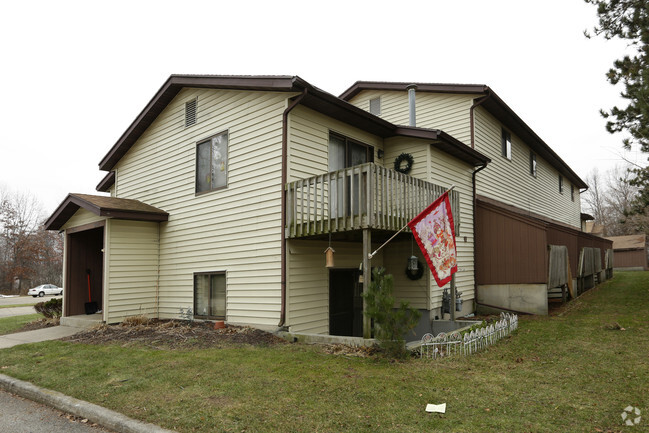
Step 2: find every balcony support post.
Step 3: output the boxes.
[362,228,372,339]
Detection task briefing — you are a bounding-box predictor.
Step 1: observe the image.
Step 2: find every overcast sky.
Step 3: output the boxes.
[0,0,638,217]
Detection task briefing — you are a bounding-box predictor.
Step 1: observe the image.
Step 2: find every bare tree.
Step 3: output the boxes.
[582,165,649,236]
[0,188,62,294]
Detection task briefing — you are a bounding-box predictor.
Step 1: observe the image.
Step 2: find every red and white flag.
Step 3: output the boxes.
[407,191,457,287]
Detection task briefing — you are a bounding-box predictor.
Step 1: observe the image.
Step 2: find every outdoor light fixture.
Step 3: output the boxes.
[324,247,335,268]
[408,255,419,271]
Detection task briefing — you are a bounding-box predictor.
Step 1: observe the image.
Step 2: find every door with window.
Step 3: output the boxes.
[328,133,374,218]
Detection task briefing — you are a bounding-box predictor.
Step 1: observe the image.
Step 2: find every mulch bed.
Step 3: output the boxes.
[16,318,60,332]
[60,319,288,349]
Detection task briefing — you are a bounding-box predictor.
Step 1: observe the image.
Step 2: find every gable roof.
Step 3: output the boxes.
[44,193,168,231]
[339,81,587,189]
[98,75,489,174]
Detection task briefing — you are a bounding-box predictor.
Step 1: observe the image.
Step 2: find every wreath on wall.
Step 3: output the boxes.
[394,153,414,174]
[405,259,425,280]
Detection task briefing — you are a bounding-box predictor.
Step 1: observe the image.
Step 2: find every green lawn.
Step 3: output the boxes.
[0,303,35,309]
[0,314,43,335]
[0,272,647,432]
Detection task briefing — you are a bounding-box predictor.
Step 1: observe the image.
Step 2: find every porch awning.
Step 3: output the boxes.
[44,193,169,230]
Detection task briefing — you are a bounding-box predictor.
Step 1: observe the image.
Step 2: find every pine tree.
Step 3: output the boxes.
[585,0,649,210]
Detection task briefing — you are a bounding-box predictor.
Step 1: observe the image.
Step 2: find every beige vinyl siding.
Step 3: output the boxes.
[112,88,291,327]
[347,90,476,144]
[473,106,581,228]
[384,240,429,310]
[347,90,410,126]
[286,239,383,334]
[104,220,159,323]
[61,209,105,230]
[383,137,476,314]
[288,105,383,181]
[429,146,476,314]
[415,93,475,143]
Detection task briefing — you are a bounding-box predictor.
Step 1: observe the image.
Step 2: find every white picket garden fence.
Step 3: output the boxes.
[419,313,518,359]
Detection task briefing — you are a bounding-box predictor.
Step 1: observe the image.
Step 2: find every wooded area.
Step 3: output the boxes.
[0,189,62,294]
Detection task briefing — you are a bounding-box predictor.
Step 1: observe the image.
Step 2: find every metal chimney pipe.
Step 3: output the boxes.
[407,84,417,126]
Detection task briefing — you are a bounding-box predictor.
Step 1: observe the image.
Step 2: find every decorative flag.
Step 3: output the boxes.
[407,191,457,287]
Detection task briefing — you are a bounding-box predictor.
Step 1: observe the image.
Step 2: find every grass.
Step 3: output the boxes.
[0,314,43,335]
[0,303,35,309]
[0,272,648,432]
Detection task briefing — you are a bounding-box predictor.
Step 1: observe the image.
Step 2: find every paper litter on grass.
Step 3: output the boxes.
[425,403,446,413]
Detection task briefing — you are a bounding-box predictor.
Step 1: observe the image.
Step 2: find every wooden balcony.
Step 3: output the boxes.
[285,162,459,238]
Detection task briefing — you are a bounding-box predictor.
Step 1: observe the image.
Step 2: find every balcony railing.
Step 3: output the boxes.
[285,162,459,238]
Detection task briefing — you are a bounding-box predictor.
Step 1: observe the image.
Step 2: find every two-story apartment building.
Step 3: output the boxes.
[45,75,609,340]
[340,81,611,314]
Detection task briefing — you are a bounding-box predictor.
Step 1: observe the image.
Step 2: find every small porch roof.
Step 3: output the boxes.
[44,193,169,230]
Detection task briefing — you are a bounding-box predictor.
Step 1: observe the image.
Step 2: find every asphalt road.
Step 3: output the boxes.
[0,390,113,432]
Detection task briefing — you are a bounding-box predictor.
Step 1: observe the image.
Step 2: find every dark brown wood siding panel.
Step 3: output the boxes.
[614,250,648,269]
[476,201,548,285]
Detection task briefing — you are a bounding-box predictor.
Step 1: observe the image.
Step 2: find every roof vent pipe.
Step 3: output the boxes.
[407,84,417,126]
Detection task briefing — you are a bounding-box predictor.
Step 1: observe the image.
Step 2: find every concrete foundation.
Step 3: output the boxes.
[477,284,548,315]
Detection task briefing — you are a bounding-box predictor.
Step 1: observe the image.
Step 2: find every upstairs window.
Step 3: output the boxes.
[571,185,575,201]
[529,152,537,177]
[185,98,197,127]
[559,175,564,194]
[196,131,228,193]
[501,129,512,160]
[369,97,381,116]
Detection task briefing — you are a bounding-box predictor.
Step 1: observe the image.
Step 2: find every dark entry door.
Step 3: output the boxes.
[329,269,363,337]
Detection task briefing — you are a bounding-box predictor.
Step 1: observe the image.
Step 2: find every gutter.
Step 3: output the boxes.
[470,93,491,149]
[279,87,307,327]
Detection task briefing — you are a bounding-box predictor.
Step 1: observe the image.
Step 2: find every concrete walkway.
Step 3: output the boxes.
[0,306,37,318]
[0,326,83,349]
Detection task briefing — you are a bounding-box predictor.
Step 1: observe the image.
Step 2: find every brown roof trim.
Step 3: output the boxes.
[96,171,115,192]
[44,193,168,231]
[339,81,587,189]
[99,75,300,171]
[392,126,490,167]
[98,74,488,172]
[339,81,488,100]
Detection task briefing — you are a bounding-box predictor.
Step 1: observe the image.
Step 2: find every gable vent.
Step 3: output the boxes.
[185,98,197,127]
[369,97,381,116]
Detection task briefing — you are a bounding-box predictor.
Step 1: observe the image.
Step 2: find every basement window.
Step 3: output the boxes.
[196,131,228,193]
[501,129,512,160]
[194,272,226,319]
[185,98,197,127]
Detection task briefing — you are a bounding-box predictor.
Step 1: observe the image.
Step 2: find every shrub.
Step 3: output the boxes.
[362,267,421,359]
[34,298,62,319]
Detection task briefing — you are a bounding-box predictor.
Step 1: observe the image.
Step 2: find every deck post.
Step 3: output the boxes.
[362,228,372,339]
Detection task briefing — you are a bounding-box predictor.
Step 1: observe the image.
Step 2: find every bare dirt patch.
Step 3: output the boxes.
[61,319,288,349]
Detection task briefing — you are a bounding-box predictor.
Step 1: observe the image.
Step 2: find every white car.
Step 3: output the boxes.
[28,284,63,298]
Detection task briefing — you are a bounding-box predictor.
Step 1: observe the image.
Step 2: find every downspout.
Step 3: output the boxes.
[279,88,307,328]
[470,92,490,149]
[470,91,491,309]
[472,162,487,309]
